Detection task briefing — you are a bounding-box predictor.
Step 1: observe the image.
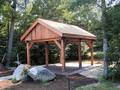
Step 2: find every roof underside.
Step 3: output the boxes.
[21,18,96,41]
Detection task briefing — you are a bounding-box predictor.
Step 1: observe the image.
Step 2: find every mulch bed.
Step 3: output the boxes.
[68,74,98,90]
[0,64,13,77]
[4,73,98,90]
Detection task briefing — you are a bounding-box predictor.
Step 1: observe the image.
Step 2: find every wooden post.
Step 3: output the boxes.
[90,41,94,65]
[78,40,82,68]
[60,39,65,72]
[26,43,30,65]
[85,40,94,65]
[59,50,62,64]
[45,42,49,66]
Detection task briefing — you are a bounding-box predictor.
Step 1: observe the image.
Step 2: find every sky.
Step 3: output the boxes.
[106,0,120,6]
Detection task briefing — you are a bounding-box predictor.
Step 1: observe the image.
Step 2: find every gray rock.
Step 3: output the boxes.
[12,64,26,82]
[28,66,56,82]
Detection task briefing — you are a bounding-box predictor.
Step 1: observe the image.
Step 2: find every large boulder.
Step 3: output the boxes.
[12,64,30,82]
[28,66,56,82]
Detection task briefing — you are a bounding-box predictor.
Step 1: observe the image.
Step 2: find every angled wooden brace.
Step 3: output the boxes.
[54,40,61,50]
[85,40,94,65]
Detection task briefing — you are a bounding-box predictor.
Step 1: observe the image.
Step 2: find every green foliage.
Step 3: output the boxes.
[105,5,120,80]
[31,44,45,65]
[94,51,104,59]
[48,44,59,63]
[0,18,8,60]
[0,0,101,66]
[66,44,78,61]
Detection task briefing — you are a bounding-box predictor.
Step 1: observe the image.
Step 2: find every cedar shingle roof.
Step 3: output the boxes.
[21,18,96,41]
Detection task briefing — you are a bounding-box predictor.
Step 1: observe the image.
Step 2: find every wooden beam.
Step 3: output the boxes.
[65,38,80,43]
[60,39,65,72]
[45,42,49,66]
[78,40,82,68]
[26,43,30,65]
[26,37,61,43]
[54,40,61,49]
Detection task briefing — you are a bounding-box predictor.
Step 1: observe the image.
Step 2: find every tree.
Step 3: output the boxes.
[106,5,120,80]
[5,0,29,66]
[6,0,17,67]
[101,0,109,79]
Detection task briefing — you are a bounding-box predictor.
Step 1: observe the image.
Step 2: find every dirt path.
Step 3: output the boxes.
[3,74,98,90]
[0,80,14,90]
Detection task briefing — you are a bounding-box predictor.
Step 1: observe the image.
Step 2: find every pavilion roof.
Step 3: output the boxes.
[21,18,96,41]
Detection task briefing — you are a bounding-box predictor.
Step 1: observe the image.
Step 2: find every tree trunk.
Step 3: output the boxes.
[6,0,16,67]
[101,0,108,79]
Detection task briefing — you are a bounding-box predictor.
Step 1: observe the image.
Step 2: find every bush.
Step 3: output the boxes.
[94,51,104,59]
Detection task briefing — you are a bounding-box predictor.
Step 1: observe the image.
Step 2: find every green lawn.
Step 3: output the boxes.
[76,82,120,90]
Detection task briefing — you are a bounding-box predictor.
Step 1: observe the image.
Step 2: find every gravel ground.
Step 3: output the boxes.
[0,61,102,90]
[79,65,103,79]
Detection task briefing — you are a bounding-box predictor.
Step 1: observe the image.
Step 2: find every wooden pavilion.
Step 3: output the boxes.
[21,18,96,71]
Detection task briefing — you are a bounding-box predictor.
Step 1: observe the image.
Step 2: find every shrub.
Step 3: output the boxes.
[94,51,104,59]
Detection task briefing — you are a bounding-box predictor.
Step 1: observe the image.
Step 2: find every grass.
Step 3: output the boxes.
[75,58,119,90]
[76,80,119,90]
[76,74,120,90]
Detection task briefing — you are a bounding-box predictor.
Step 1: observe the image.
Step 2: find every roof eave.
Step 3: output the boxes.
[63,33,96,40]
[20,21,39,41]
